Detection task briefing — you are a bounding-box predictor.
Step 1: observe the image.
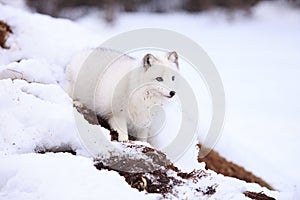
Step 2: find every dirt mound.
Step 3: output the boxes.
[95,160,182,195]
[198,144,273,190]
[93,144,275,199]
[244,191,276,200]
[0,20,12,49]
[94,147,212,198]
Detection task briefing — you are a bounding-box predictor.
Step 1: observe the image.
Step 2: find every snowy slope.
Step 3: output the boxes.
[1,152,282,200]
[0,79,79,155]
[0,153,155,200]
[0,2,298,199]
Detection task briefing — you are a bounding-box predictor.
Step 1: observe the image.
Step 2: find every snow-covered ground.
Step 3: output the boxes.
[0,1,299,199]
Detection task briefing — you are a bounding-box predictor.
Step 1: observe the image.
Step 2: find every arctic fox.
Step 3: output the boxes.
[65,48,179,142]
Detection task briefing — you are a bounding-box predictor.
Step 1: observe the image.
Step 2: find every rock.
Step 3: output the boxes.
[0,20,12,49]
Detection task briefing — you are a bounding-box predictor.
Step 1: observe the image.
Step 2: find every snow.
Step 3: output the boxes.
[0,153,281,200]
[0,1,299,199]
[0,79,81,155]
[0,4,101,67]
[0,153,155,200]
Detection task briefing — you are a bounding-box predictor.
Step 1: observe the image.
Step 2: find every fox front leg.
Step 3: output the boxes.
[109,116,129,142]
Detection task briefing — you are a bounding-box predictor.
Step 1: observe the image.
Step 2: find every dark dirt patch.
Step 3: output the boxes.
[74,103,100,125]
[95,159,210,197]
[94,143,211,197]
[95,158,177,195]
[177,169,207,181]
[196,184,217,196]
[244,191,276,200]
[35,145,76,155]
[0,20,12,49]
[109,128,137,141]
[197,144,274,190]
[93,143,210,197]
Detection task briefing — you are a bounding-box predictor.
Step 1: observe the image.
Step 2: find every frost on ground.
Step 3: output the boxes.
[0,3,291,200]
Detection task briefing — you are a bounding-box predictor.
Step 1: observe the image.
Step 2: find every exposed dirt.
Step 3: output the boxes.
[244,191,276,200]
[197,144,274,190]
[94,156,210,197]
[0,20,12,49]
[35,144,76,155]
[196,184,217,196]
[95,161,180,195]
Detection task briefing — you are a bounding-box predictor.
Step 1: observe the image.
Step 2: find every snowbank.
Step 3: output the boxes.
[0,79,81,155]
[0,153,154,200]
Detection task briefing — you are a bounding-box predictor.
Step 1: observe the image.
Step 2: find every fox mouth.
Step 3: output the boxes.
[162,91,176,98]
[163,94,173,98]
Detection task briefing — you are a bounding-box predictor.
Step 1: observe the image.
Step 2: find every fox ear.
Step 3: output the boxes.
[143,54,156,71]
[168,51,178,68]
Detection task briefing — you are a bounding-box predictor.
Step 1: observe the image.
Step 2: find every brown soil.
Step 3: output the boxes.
[95,161,181,195]
[244,191,276,200]
[94,151,210,197]
[197,144,274,190]
[0,20,12,49]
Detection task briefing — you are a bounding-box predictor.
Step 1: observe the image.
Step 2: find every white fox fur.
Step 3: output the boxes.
[64,48,179,142]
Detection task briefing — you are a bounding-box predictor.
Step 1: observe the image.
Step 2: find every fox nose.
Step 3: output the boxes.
[169,91,176,97]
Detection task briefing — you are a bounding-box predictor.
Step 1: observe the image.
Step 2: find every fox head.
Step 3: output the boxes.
[141,51,179,100]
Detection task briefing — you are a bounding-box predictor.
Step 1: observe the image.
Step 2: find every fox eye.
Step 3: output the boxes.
[155,77,164,82]
[172,76,175,81]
